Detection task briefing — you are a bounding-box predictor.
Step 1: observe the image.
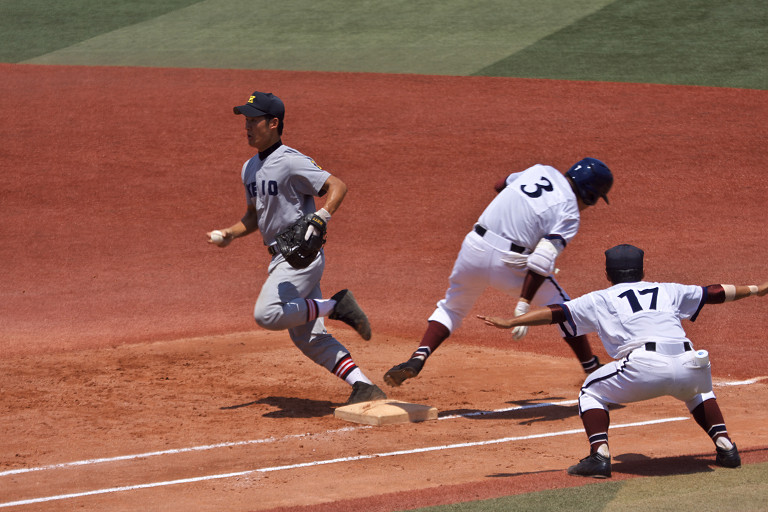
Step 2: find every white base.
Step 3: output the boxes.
[334,400,438,426]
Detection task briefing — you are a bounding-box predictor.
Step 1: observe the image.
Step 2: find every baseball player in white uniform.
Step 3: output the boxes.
[207,90,386,405]
[384,158,614,387]
[479,244,768,477]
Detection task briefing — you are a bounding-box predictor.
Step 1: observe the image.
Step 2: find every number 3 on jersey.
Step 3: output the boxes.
[520,176,553,198]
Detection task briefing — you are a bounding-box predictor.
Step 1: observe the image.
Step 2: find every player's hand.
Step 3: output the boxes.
[305,208,331,240]
[207,229,233,247]
[511,300,530,340]
[758,281,768,297]
[477,315,515,329]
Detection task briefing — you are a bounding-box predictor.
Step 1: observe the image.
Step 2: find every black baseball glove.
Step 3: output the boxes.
[274,213,327,269]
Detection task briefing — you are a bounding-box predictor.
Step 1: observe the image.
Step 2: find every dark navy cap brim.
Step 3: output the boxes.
[233,104,269,117]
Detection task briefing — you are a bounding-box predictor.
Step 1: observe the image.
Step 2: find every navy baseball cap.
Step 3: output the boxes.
[605,244,644,271]
[233,91,285,120]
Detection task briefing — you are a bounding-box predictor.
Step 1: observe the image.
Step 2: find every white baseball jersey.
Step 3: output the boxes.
[477,164,580,250]
[561,281,706,359]
[241,144,330,245]
[428,164,581,333]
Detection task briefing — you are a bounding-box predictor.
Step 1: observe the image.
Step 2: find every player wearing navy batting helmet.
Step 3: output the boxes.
[384,158,613,388]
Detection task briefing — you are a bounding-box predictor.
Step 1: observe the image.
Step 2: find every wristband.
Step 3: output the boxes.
[749,285,758,296]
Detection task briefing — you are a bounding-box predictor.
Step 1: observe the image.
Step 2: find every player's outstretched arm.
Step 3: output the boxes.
[477,306,555,330]
[707,281,768,302]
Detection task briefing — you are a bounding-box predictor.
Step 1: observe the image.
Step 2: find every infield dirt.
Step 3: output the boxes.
[1,63,766,510]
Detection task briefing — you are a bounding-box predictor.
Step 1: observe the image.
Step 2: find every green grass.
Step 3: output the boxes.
[6,0,613,74]
[4,0,765,89]
[476,0,768,89]
[406,462,768,512]
[0,0,203,62]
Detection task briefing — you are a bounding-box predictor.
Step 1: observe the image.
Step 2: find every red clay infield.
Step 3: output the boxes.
[1,63,766,510]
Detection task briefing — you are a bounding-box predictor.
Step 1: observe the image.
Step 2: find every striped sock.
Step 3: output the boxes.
[588,432,609,454]
[581,408,610,454]
[332,355,356,380]
[581,355,601,372]
[411,346,431,361]
[708,424,733,449]
[332,355,372,385]
[305,299,319,323]
[691,398,733,449]
[305,298,336,323]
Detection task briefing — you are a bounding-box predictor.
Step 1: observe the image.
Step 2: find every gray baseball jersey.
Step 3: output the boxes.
[241,144,330,245]
[243,143,349,374]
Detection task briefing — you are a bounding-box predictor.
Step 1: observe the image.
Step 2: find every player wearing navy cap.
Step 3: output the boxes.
[208,90,386,405]
[479,244,768,477]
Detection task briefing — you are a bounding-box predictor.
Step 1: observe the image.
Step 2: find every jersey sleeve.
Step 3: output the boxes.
[241,159,253,204]
[558,294,599,338]
[288,153,331,196]
[671,284,707,322]
[545,202,580,246]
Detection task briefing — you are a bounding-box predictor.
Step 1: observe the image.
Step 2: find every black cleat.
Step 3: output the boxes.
[383,358,424,387]
[346,382,387,405]
[715,444,741,468]
[567,452,611,478]
[329,289,371,340]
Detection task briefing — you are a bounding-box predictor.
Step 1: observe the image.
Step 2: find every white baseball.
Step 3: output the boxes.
[210,230,224,245]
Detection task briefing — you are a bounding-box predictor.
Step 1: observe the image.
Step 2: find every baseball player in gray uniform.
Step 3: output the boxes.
[384,159,613,387]
[480,244,768,477]
[208,90,386,405]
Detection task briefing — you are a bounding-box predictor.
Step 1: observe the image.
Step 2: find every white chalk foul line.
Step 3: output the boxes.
[1,376,758,480]
[715,376,767,386]
[0,399,578,479]
[0,377,759,508]
[0,416,688,509]
[0,425,368,478]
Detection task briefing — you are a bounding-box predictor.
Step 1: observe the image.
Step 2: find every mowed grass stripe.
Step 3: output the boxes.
[0,0,203,62]
[410,461,768,512]
[15,0,613,74]
[476,0,768,90]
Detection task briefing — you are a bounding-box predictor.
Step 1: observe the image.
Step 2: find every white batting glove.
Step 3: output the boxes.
[304,208,331,240]
[511,300,530,340]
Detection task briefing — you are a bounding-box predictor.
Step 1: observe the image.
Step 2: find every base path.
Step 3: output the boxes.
[1,331,767,511]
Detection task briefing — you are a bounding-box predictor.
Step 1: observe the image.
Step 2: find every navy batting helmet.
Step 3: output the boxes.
[565,158,613,205]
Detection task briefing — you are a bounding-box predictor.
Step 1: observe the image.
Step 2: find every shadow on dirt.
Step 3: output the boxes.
[220,396,335,418]
[612,452,719,477]
[487,454,718,479]
[443,398,569,424]
[441,398,625,425]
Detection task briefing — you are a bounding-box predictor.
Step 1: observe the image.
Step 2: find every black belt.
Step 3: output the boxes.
[644,342,692,353]
[473,225,526,254]
[268,245,278,256]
